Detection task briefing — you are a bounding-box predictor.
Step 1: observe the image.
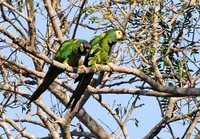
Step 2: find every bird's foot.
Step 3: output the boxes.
[108,62,115,71]
[93,64,101,72]
[64,63,69,70]
[78,65,87,73]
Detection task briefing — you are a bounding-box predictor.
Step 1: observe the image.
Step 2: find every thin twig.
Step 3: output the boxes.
[72,0,87,39]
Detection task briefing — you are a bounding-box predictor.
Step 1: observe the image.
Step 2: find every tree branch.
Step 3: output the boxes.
[72,0,87,39]
[43,0,64,43]
[0,0,32,22]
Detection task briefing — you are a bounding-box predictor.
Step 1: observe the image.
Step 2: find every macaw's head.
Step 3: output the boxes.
[76,39,91,55]
[105,28,123,44]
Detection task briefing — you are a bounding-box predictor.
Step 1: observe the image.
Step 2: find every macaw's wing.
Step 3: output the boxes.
[68,33,107,109]
[28,41,73,105]
[28,67,62,105]
[54,40,74,62]
[66,29,123,111]
[55,39,90,66]
[66,72,94,111]
[74,35,104,83]
[28,39,91,105]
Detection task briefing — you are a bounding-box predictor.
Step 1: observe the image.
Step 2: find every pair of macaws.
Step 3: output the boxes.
[28,28,123,111]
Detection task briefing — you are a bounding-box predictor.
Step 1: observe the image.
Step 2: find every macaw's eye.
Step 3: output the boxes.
[116,31,123,39]
[80,43,84,52]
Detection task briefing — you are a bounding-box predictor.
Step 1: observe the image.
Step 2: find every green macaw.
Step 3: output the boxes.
[66,28,123,111]
[28,39,91,105]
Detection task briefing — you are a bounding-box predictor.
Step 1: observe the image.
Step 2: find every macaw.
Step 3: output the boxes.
[66,28,123,111]
[28,39,91,105]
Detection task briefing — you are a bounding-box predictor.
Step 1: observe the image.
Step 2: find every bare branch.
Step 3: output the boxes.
[2,113,37,139]
[43,0,64,43]
[72,0,87,39]
[0,119,13,139]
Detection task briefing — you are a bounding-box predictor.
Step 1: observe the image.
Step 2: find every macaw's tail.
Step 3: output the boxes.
[66,73,94,111]
[28,67,63,105]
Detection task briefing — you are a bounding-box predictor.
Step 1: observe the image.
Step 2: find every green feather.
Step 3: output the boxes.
[28,39,90,105]
[66,28,123,111]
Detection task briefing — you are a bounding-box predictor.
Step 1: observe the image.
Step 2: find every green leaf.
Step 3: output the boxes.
[3,91,9,98]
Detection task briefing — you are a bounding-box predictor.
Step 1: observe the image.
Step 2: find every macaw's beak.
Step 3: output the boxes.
[79,42,91,55]
[84,43,91,51]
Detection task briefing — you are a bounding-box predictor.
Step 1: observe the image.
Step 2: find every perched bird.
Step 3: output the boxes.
[28,39,91,105]
[66,28,123,111]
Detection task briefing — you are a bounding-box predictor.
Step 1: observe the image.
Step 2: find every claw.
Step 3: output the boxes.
[94,64,100,71]
[64,63,69,70]
[78,65,87,73]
